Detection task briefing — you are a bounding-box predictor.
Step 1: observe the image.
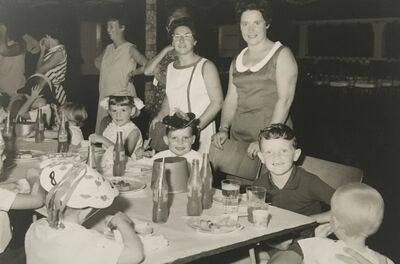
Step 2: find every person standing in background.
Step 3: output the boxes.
[94,15,148,133]
[212,0,298,161]
[0,19,39,98]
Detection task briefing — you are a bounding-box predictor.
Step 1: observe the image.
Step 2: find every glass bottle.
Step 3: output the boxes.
[86,138,97,169]
[3,111,13,139]
[187,159,203,216]
[200,153,213,209]
[152,159,169,223]
[35,108,44,143]
[57,112,69,153]
[113,131,125,176]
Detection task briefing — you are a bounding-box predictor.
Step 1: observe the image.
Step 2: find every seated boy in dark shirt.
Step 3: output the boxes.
[254,123,335,223]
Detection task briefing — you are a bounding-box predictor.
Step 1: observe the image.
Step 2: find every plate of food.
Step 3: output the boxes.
[187,216,243,234]
[110,177,146,193]
[14,150,44,161]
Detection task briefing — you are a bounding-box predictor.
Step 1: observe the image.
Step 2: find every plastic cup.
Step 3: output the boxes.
[246,186,267,223]
[253,207,271,228]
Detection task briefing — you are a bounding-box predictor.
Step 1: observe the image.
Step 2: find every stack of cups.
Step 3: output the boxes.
[246,186,270,228]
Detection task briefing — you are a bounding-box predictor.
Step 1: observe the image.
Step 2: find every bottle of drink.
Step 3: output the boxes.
[187,159,203,216]
[113,131,125,176]
[200,153,213,209]
[35,108,44,143]
[152,158,169,223]
[87,138,96,169]
[3,111,13,139]
[57,112,69,153]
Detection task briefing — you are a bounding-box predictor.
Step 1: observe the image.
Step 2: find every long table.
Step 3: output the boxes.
[86,166,316,264]
[1,141,317,264]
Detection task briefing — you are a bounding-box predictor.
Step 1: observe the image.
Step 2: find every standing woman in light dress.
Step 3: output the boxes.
[212,0,298,159]
[154,17,223,153]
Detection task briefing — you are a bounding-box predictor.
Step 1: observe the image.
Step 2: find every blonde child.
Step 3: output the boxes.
[45,102,88,147]
[152,111,202,167]
[25,160,144,264]
[90,94,144,157]
[268,183,394,264]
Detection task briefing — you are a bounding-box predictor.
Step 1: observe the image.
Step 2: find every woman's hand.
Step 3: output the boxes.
[247,141,260,159]
[30,85,44,100]
[39,38,46,52]
[314,223,332,238]
[109,212,134,229]
[336,247,388,264]
[211,131,228,149]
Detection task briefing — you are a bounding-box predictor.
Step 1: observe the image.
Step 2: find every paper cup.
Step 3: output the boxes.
[253,209,271,228]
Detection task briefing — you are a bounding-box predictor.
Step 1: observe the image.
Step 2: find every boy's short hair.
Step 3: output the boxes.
[60,102,88,127]
[331,182,384,237]
[163,111,199,136]
[108,95,135,107]
[106,13,129,28]
[259,123,298,148]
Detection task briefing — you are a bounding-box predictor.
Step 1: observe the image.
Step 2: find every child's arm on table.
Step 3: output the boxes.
[310,210,331,224]
[11,169,45,210]
[109,212,144,264]
[90,134,114,149]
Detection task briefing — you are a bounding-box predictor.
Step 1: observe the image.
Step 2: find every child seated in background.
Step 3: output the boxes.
[268,183,394,264]
[152,111,202,167]
[15,75,53,127]
[45,102,88,148]
[255,123,334,223]
[25,160,144,264]
[90,93,144,157]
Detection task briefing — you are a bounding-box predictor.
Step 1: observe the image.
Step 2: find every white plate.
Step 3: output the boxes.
[187,217,243,234]
[13,150,44,161]
[110,177,146,193]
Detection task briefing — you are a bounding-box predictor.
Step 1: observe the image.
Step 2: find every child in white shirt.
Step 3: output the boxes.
[90,94,144,157]
[25,160,144,264]
[268,183,394,264]
[152,111,202,168]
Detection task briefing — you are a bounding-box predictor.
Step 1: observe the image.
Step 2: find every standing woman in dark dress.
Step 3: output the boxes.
[212,0,298,159]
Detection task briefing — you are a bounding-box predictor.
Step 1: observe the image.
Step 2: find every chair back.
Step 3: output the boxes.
[299,156,363,189]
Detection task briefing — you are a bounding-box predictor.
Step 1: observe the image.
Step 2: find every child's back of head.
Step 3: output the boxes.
[331,182,384,239]
[60,102,88,127]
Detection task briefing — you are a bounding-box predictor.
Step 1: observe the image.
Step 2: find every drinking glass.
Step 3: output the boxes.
[253,206,271,228]
[221,179,240,216]
[246,186,267,223]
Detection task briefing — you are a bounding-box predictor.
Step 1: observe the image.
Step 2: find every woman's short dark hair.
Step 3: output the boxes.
[169,17,197,41]
[235,0,272,25]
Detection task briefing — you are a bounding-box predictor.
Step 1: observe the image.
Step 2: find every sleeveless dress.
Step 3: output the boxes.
[96,42,137,133]
[43,45,67,105]
[166,58,215,153]
[102,121,143,153]
[230,41,291,143]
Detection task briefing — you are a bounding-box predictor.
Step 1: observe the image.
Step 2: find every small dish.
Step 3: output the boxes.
[187,216,243,234]
[13,150,44,161]
[110,177,146,193]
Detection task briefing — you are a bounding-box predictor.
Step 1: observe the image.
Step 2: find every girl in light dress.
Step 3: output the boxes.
[90,93,144,157]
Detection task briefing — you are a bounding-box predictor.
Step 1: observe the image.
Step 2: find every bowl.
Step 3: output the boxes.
[152,157,189,194]
[15,122,35,137]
